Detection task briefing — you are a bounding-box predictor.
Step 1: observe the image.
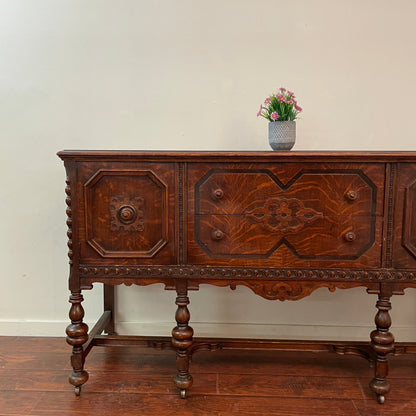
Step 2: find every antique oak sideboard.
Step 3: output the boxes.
[58,150,416,404]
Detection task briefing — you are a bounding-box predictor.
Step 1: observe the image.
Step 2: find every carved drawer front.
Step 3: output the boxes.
[79,162,176,264]
[187,163,385,267]
[392,163,416,268]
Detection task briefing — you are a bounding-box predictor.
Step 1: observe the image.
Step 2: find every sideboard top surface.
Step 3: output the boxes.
[57,150,416,162]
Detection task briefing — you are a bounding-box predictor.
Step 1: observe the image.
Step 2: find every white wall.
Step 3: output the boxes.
[1,0,416,341]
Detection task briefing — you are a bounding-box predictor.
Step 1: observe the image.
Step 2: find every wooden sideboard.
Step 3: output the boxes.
[58,150,416,404]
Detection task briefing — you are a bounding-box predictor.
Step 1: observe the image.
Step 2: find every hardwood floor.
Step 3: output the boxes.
[1,336,416,415]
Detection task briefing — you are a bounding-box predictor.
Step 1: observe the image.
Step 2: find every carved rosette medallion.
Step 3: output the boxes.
[110,196,144,232]
[246,197,323,232]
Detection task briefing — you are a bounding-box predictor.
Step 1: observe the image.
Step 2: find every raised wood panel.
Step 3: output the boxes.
[195,169,378,216]
[187,162,385,268]
[195,214,378,261]
[77,162,177,265]
[393,163,416,268]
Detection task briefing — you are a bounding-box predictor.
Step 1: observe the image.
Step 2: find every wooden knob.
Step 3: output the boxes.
[344,231,356,242]
[213,189,224,199]
[211,229,224,240]
[345,190,359,201]
[117,205,137,224]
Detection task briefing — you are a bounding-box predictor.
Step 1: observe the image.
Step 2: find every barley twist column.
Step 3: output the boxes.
[171,281,193,398]
[66,291,89,396]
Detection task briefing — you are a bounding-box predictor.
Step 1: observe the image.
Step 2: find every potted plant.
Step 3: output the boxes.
[257,88,302,150]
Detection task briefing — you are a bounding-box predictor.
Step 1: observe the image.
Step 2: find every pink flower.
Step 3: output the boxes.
[279,87,286,92]
[294,104,302,112]
[264,97,271,104]
[285,99,293,104]
[257,105,263,117]
[270,111,279,120]
[278,95,285,102]
[288,91,295,97]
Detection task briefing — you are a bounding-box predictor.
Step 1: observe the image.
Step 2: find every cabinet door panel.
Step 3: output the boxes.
[393,163,416,268]
[77,162,176,264]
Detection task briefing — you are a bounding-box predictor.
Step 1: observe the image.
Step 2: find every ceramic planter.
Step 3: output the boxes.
[268,121,296,150]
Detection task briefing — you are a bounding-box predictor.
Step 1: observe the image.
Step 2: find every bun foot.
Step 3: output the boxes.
[74,386,81,396]
[180,389,186,399]
[377,394,385,404]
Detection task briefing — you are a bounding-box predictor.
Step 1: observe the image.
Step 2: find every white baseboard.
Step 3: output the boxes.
[1,320,414,342]
[0,320,80,337]
[116,321,416,342]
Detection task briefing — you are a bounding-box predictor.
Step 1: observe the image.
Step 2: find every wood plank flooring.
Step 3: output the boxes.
[1,336,416,415]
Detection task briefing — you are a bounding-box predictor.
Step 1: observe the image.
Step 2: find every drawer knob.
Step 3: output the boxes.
[344,231,356,242]
[211,229,224,241]
[345,190,359,201]
[213,189,224,199]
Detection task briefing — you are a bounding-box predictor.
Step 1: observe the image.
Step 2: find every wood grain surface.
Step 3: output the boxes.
[1,336,416,416]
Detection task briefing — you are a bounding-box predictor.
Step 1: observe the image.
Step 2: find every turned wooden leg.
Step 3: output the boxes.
[103,284,116,335]
[171,281,193,398]
[369,289,394,404]
[66,291,89,395]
